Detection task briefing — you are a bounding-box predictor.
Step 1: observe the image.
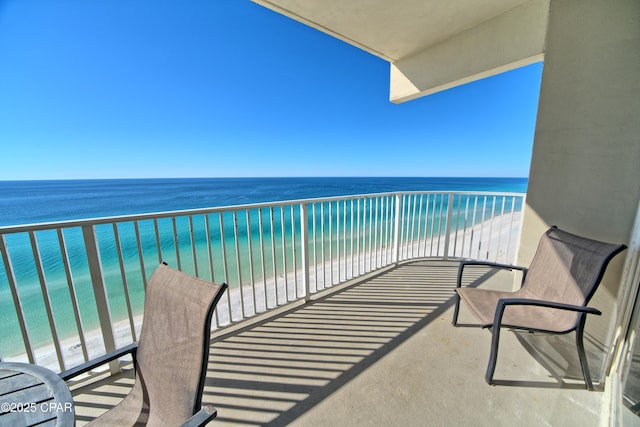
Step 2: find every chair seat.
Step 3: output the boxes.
[456,287,580,333]
[88,387,149,426]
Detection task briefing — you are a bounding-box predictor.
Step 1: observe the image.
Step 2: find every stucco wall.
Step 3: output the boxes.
[518,0,640,380]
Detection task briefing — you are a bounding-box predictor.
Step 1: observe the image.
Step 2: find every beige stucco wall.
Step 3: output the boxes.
[518,0,640,380]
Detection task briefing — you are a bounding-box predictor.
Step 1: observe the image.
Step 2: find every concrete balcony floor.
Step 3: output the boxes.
[69,260,605,426]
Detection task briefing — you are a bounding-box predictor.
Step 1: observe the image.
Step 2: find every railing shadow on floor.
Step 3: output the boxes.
[69,259,503,426]
[200,260,495,426]
[70,259,601,426]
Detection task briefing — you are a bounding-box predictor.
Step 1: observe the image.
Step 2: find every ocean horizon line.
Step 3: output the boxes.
[0,175,529,183]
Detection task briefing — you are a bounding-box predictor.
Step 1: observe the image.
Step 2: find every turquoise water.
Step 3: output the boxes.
[0,178,527,357]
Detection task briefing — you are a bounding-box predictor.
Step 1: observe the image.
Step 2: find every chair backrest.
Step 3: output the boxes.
[132,264,227,425]
[523,226,626,308]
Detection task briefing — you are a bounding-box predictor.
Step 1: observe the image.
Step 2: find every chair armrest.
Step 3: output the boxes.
[181,405,217,427]
[457,261,528,289]
[59,342,138,381]
[493,298,602,328]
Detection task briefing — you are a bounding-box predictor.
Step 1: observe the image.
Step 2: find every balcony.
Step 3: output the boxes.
[1,191,608,425]
[68,259,603,425]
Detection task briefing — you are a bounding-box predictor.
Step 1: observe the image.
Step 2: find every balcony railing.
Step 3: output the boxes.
[0,191,524,372]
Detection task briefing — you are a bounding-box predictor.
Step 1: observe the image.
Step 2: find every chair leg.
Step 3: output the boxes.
[452,264,466,326]
[485,326,501,385]
[575,314,594,390]
[452,293,461,326]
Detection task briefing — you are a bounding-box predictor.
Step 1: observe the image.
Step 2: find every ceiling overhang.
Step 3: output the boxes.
[252,0,549,103]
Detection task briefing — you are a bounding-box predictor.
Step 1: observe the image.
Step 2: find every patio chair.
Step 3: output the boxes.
[452,226,626,390]
[60,263,228,426]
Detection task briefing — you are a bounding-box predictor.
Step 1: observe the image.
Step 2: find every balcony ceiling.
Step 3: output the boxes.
[252,0,532,62]
[252,0,548,102]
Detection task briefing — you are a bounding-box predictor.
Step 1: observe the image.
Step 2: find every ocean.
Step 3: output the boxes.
[0,177,526,226]
[0,177,527,359]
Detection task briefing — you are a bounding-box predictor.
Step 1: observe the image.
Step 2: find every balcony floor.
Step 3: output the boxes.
[69,260,604,426]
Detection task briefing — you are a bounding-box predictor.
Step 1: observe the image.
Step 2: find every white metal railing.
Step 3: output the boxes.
[0,191,524,372]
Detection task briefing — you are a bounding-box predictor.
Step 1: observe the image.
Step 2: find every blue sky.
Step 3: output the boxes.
[0,0,542,180]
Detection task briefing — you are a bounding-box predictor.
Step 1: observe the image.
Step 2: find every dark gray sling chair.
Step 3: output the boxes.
[452,226,626,390]
[60,263,228,426]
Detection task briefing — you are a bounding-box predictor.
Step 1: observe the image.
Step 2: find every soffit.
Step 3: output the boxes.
[252,0,532,62]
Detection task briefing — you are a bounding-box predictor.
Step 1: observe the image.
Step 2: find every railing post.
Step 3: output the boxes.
[443,193,454,260]
[300,203,311,302]
[393,194,402,264]
[82,225,119,374]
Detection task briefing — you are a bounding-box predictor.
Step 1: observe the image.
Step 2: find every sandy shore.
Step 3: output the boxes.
[5,211,520,372]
